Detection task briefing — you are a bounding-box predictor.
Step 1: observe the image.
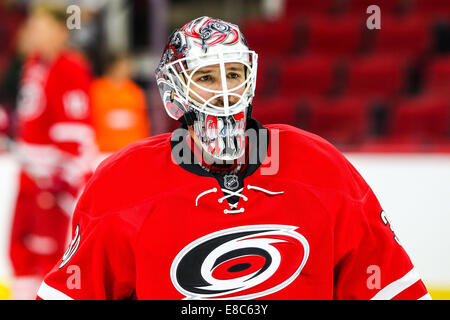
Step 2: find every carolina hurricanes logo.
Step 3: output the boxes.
[170,225,309,300]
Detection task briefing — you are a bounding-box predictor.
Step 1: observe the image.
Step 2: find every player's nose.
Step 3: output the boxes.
[211,95,239,107]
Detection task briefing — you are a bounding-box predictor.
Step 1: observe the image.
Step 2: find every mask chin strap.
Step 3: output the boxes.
[178,110,197,126]
[246,103,253,125]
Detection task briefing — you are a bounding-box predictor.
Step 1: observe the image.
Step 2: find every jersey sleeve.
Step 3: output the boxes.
[333,160,431,300]
[36,208,137,300]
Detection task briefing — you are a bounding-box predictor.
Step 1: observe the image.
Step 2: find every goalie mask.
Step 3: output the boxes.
[155,16,258,161]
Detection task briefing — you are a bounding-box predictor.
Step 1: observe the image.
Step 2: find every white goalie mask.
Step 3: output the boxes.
[155,16,258,161]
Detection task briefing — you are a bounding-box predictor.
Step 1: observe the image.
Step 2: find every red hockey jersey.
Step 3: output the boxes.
[15,51,97,200]
[37,120,430,300]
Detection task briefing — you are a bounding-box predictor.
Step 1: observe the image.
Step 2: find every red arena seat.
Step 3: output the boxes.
[241,18,296,57]
[252,96,298,126]
[345,0,403,15]
[305,15,364,57]
[424,56,450,96]
[372,15,430,59]
[412,0,450,19]
[389,96,450,141]
[278,55,337,97]
[346,54,408,98]
[283,0,336,17]
[306,96,370,145]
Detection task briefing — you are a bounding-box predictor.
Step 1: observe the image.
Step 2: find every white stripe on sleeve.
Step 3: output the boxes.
[37,281,74,300]
[418,293,432,300]
[370,267,421,300]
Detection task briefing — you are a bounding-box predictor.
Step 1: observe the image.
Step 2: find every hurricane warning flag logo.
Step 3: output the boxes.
[170,225,309,300]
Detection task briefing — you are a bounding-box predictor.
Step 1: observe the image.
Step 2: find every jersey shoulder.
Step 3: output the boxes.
[50,50,92,81]
[76,133,173,216]
[265,123,333,148]
[59,50,91,71]
[98,133,172,169]
[264,124,369,198]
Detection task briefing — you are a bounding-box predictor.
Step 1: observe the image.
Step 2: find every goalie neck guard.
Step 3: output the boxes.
[155,16,258,161]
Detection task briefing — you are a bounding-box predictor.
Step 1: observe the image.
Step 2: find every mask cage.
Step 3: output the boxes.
[160,50,258,117]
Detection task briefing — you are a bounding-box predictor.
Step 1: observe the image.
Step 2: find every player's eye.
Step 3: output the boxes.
[196,75,213,82]
[227,72,240,79]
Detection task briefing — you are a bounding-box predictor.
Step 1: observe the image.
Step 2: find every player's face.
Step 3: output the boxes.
[26,12,68,59]
[187,63,246,107]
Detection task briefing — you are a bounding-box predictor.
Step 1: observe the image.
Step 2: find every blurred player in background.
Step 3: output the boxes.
[8,3,97,299]
[90,52,151,153]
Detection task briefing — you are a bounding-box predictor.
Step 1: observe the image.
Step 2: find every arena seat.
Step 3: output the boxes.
[283,0,336,17]
[345,0,403,15]
[412,0,450,19]
[252,96,298,126]
[305,15,364,57]
[253,52,282,98]
[424,56,450,96]
[372,15,430,59]
[241,18,296,57]
[278,55,337,97]
[305,95,370,145]
[356,136,431,153]
[345,54,408,98]
[389,95,450,141]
